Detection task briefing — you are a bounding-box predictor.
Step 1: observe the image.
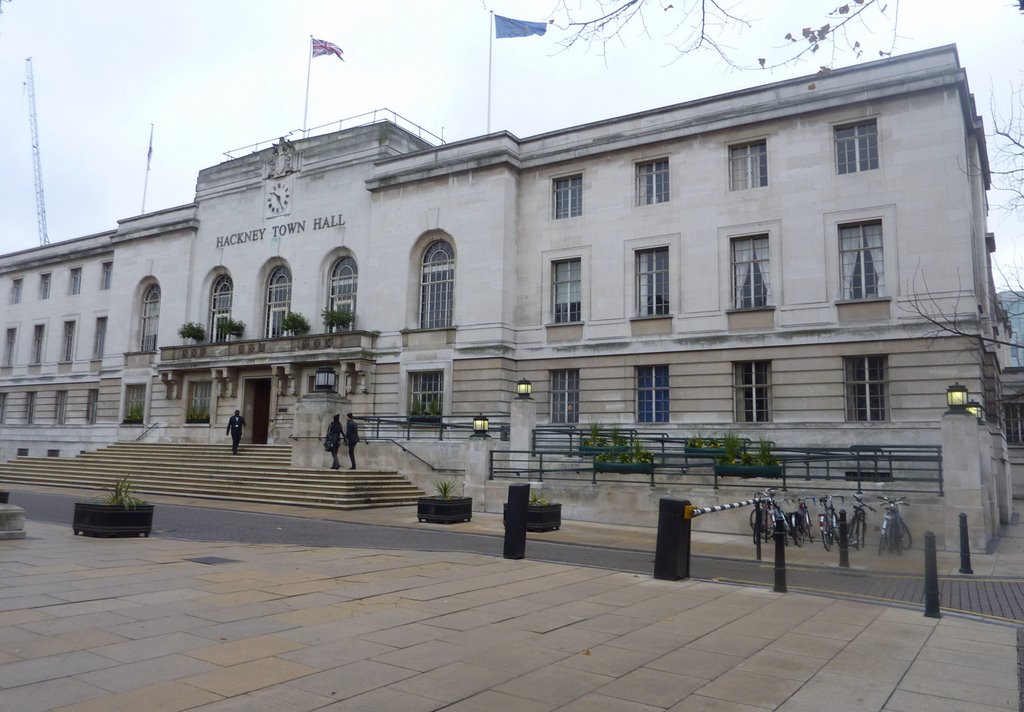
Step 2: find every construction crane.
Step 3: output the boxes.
[25,57,49,246]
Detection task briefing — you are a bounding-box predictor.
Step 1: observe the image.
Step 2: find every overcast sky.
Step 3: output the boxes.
[1,0,1022,269]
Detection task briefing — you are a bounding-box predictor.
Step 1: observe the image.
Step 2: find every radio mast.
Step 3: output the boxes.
[25,57,49,246]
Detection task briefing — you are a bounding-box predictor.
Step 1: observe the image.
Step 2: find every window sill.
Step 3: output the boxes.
[725,306,775,315]
[835,296,890,306]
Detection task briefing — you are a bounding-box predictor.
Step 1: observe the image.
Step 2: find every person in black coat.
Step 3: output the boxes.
[226,410,246,454]
[344,412,360,470]
[326,414,343,470]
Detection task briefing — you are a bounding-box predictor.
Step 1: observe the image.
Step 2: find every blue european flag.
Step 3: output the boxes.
[495,14,548,39]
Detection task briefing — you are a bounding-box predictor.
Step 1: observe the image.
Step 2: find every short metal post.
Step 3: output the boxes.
[503,483,529,560]
[773,515,787,593]
[923,531,941,618]
[654,498,691,580]
[754,499,762,561]
[838,509,850,568]
[958,512,973,575]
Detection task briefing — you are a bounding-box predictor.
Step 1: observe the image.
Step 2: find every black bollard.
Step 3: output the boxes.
[838,509,850,568]
[958,512,973,575]
[754,499,763,561]
[773,514,787,593]
[654,498,691,580]
[503,483,530,560]
[923,531,941,618]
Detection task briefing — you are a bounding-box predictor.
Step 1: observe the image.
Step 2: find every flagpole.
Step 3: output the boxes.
[141,123,153,214]
[487,11,493,134]
[303,35,313,135]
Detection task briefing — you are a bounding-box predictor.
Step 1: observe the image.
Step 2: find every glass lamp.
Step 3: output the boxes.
[471,414,490,438]
[515,378,533,400]
[945,382,968,413]
[314,366,337,392]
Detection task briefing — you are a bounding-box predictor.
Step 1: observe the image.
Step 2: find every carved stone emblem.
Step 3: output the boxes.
[265,137,300,179]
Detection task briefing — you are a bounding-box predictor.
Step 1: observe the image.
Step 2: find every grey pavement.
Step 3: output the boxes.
[0,485,1021,711]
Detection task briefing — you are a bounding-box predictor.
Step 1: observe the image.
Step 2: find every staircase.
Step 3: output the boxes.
[0,442,424,510]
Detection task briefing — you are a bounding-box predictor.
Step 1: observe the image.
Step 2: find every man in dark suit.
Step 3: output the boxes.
[226,410,246,454]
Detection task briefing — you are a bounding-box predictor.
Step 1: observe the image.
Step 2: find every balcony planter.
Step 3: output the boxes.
[409,416,442,426]
[504,502,562,532]
[579,445,627,457]
[416,497,473,524]
[121,418,143,426]
[593,460,655,476]
[713,464,783,478]
[684,446,726,457]
[73,476,154,537]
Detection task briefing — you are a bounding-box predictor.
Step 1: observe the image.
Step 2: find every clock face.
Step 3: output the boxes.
[265,180,291,216]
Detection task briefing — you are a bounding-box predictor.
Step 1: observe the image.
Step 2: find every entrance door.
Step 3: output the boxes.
[248,379,272,444]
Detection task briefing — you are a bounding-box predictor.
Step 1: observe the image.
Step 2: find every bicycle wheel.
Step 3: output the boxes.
[821,525,834,552]
[878,521,889,554]
[849,514,864,549]
[750,507,771,542]
[898,519,912,550]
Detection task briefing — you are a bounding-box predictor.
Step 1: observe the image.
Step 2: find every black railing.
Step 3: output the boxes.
[357,415,510,442]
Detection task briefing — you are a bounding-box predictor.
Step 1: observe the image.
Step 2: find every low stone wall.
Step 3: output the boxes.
[0,504,27,540]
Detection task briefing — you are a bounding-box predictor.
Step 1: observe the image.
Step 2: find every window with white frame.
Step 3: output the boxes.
[209,275,233,342]
[93,317,107,359]
[86,389,99,425]
[69,267,82,295]
[636,248,669,316]
[265,267,291,338]
[552,174,582,219]
[636,159,669,205]
[636,365,669,423]
[31,324,44,364]
[729,141,768,190]
[188,382,211,422]
[60,321,75,363]
[140,284,161,351]
[420,241,454,329]
[552,258,581,323]
[734,361,772,422]
[39,273,51,300]
[1006,403,1024,445]
[844,355,887,422]
[11,278,22,304]
[328,257,357,330]
[55,390,68,425]
[25,391,36,424]
[840,222,884,300]
[732,235,770,309]
[550,369,579,424]
[124,384,146,422]
[409,371,444,417]
[100,261,113,290]
[835,120,878,174]
[3,328,15,367]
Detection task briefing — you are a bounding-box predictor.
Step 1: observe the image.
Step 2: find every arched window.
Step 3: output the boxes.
[265,266,292,338]
[209,275,233,342]
[327,257,357,331]
[139,284,161,351]
[420,240,454,329]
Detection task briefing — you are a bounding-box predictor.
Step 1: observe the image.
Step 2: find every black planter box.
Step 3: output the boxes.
[504,503,562,532]
[0,491,8,504]
[73,503,154,537]
[712,464,783,478]
[417,497,472,524]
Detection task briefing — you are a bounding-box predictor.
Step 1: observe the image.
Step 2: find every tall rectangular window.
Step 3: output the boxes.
[845,355,887,422]
[69,267,82,295]
[0,392,5,424]
[93,317,107,359]
[3,328,15,367]
[636,248,669,316]
[26,391,36,424]
[840,222,884,300]
[636,159,669,205]
[636,365,669,423]
[55,390,68,425]
[734,361,772,423]
[835,120,878,174]
[124,384,146,422]
[732,236,770,308]
[39,273,51,300]
[552,174,582,219]
[552,259,581,323]
[409,371,444,417]
[188,382,212,422]
[61,321,76,362]
[729,141,768,190]
[550,369,579,424]
[11,278,22,304]
[31,324,44,364]
[86,388,99,424]
[100,261,113,290]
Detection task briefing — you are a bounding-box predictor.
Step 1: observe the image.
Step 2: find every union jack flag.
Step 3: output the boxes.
[311,37,344,61]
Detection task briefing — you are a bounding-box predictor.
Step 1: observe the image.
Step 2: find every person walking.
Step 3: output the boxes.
[325,414,343,470]
[344,412,360,470]
[226,410,246,455]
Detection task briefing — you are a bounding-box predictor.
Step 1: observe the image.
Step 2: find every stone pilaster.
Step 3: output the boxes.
[462,435,498,510]
[291,392,350,469]
[941,410,993,551]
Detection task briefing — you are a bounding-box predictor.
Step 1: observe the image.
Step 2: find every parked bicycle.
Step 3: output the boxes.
[749,489,801,546]
[817,495,842,551]
[789,496,815,545]
[877,496,912,554]
[848,493,875,550]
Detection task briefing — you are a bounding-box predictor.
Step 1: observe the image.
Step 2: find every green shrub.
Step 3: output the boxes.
[177,322,206,342]
[281,312,311,335]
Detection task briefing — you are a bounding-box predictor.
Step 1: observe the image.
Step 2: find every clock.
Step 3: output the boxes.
[265,180,291,216]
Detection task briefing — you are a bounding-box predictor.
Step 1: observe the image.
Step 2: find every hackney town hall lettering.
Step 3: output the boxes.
[215,213,346,249]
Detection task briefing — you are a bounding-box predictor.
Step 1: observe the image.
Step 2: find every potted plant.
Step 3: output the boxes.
[281,312,311,336]
[713,437,783,478]
[216,317,245,340]
[685,431,726,456]
[593,438,655,475]
[579,422,616,456]
[72,475,154,537]
[409,399,442,425]
[177,322,206,343]
[417,478,472,524]
[503,492,561,532]
[322,307,354,332]
[122,404,143,425]
[185,406,210,424]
